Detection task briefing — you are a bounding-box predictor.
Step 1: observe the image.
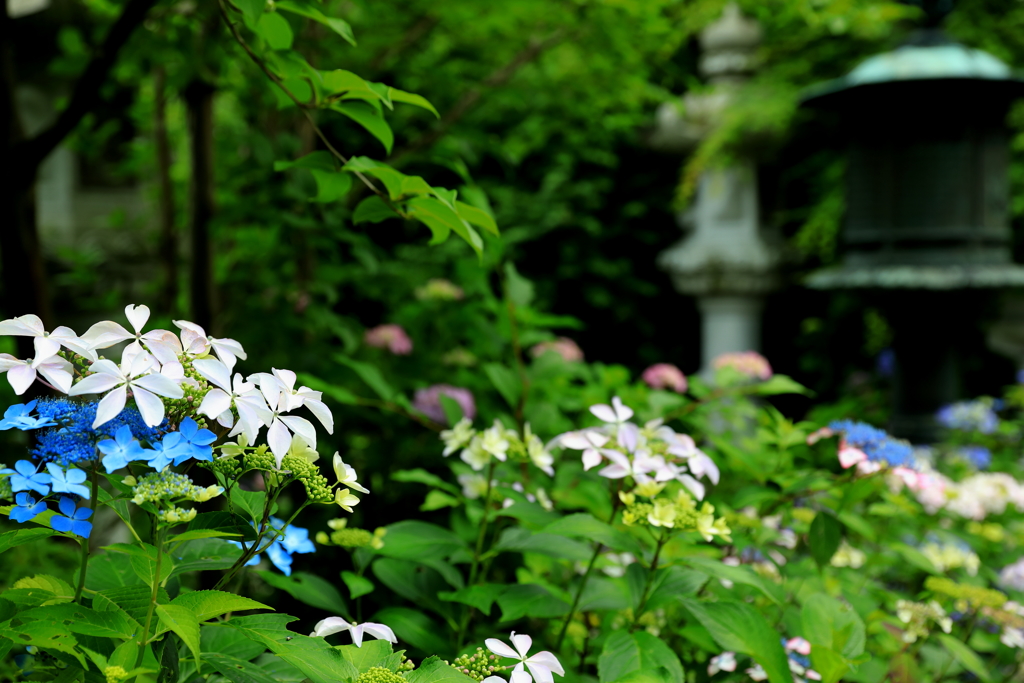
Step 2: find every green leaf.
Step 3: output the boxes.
[309,169,353,203]
[156,633,180,683]
[334,102,393,154]
[808,512,843,570]
[503,263,534,307]
[374,521,467,562]
[11,574,75,602]
[256,571,348,618]
[296,372,361,405]
[321,70,392,108]
[753,374,813,396]
[256,12,294,50]
[167,529,242,544]
[542,513,642,556]
[644,567,709,611]
[86,552,145,592]
[170,538,247,577]
[808,648,853,683]
[372,608,449,655]
[274,0,355,45]
[336,639,396,673]
[0,620,86,667]
[233,0,265,24]
[496,584,569,622]
[421,490,460,511]
[0,527,57,554]
[273,151,335,172]
[801,593,866,660]
[95,584,169,624]
[171,591,269,623]
[352,196,400,224]
[406,196,483,254]
[493,528,593,561]
[455,201,498,237]
[892,543,939,575]
[438,584,505,616]
[203,652,281,683]
[388,88,439,118]
[390,469,460,496]
[17,603,136,639]
[683,557,782,604]
[341,571,374,600]
[438,394,464,426]
[405,656,477,683]
[681,598,791,683]
[188,512,259,542]
[598,631,684,683]
[221,615,359,683]
[202,623,267,663]
[937,633,991,682]
[336,355,395,400]
[483,363,521,410]
[156,604,202,664]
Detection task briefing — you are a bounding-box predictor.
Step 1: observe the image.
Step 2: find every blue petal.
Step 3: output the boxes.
[50,515,73,533]
[58,496,76,516]
[70,520,92,538]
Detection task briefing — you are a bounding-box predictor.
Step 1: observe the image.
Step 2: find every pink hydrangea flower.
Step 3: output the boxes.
[364,324,413,355]
[711,351,772,380]
[413,384,476,424]
[641,363,687,393]
[530,337,584,362]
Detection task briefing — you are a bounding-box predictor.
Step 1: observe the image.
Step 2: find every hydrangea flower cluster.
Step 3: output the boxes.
[364,324,413,355]
[711,351,772,381]
[895,599,953,643]
[415,278,464,301]
[827,420,915,468]
[708,637,820,682]
[1000,557,1024,592]
[529,337,584,362]
[232,516,316,576]
[0,306,362,565]
[442,419,555,475]
[913,470,1024,520]
[919,538,980,575]
[936,399,999,434]
[414,384,477,424]
[641,363,687,393]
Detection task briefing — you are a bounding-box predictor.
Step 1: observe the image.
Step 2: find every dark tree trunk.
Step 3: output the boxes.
[154,66,178,316]
[183,79,216,333]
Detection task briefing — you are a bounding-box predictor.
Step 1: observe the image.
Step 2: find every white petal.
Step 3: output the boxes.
[349,624,365,647]
[133,387,167,427]
[161,361,185,381]
[510,670,532,683]
[81,320,133,349]
[272,368,297,391]
[143,331,182,364]
[304,399,334,434]
[213,346,238,371]
[69,372,123,396]
[525,652,564,677]
[216,410,235,429]
[193,357,232,392]
[525,662,555,683]
[32,336,60,363]
[37,360,73,393]
[678,474,705,501]
[7,364,36,395]
[486,639,521,660]
[173,319,206,337]
[597,464,629,479]
[198,388,233,419]
[93,386,128,428]
[611,397,634,422]
[267,420,292,467]
[51,326,96,359]
[311,617,352,638]
[0,353,20,371]
[589,404,618,423]
[361,623,397,644]
[236,393,273,425]
[133,372,185,399]
[86,359,123,377]
[214,336,247,360]
[581,449,604,471]
[124,304,151,335]
[127,347,158,377]
[0,314,44,336]
[510,632,533,659]
[279,415,316,449]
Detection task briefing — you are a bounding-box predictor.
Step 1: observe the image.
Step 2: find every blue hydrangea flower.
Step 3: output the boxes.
[828,420,914,467]
[98,425,151,473]
[0,401,56,431]
[960,446,992,470]
[230,518,315,576]
[10,492,47,523]
[143,432,191,472]
[172,417,217,465]
[30,398,169,467]
[936,400,999,434]
[0,460,53,496]
[46,463,91,499]
[50,496,93,538]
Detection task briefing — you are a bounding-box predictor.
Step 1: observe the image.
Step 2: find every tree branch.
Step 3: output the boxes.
[367,14,439,73]
[12,0,160,182]
[388,28,567,165]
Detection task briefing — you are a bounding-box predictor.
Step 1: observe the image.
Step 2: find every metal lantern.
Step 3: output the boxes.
[804,30,1024,441]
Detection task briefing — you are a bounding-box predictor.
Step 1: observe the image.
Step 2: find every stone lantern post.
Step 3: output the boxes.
[804,27,1024,441]
[651,4,780,375]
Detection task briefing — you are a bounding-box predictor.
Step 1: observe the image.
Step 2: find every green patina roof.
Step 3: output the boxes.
[804,42,1023,101]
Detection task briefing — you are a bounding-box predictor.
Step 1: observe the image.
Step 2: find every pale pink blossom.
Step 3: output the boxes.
[785,637,811,656]
[712,351,772,380]
[364,324,413,355]
[530,337,583,362]
[413,384,476,424]
[641,363,687,393]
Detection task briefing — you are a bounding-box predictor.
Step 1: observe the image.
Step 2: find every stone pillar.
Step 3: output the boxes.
[650,4,778,375]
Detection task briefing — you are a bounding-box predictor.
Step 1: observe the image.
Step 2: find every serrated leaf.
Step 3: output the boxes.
[542,513,642,556]
[17,603,136,639]
[256,12,293,50]
[937,633,991,682]
[188,511,259,542]
[167,529,242,544]
[334,102,393,154]
[388,88,439,118]
[681,598,791,683]
[203,652,282,683]
[808,512,843,569]
[230,488,267,524]
[598,631,684,683]
[275,0,355,45]
[156,604,202,664]
[0,527,58,554]
[256,571,348,618]
[371,609,449,655]
[438,584,505,616]
[496,584,569,622]
[336,639,395,673]
[171,590,270,622]
[405,655,476,683]
[352,196,400,224]
[684,557,782,604]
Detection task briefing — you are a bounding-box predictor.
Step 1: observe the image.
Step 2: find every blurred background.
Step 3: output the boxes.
[4,0,1024,524]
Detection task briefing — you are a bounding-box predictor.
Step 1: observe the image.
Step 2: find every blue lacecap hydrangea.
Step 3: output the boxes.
[936,400,999,434]
[230,517,315,576]
[31,398,168,467]
[828,420,914,467]
[959,446,992,470]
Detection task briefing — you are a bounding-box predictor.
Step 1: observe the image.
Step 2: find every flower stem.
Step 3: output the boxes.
[457,461,498,648]
[556,543,602,650]
[135,527,166,673]
[632,531,668,628]
[74,468,101,603]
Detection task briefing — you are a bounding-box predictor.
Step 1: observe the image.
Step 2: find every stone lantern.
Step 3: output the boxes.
[651,4,780,375]
[804,28,1024,441]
